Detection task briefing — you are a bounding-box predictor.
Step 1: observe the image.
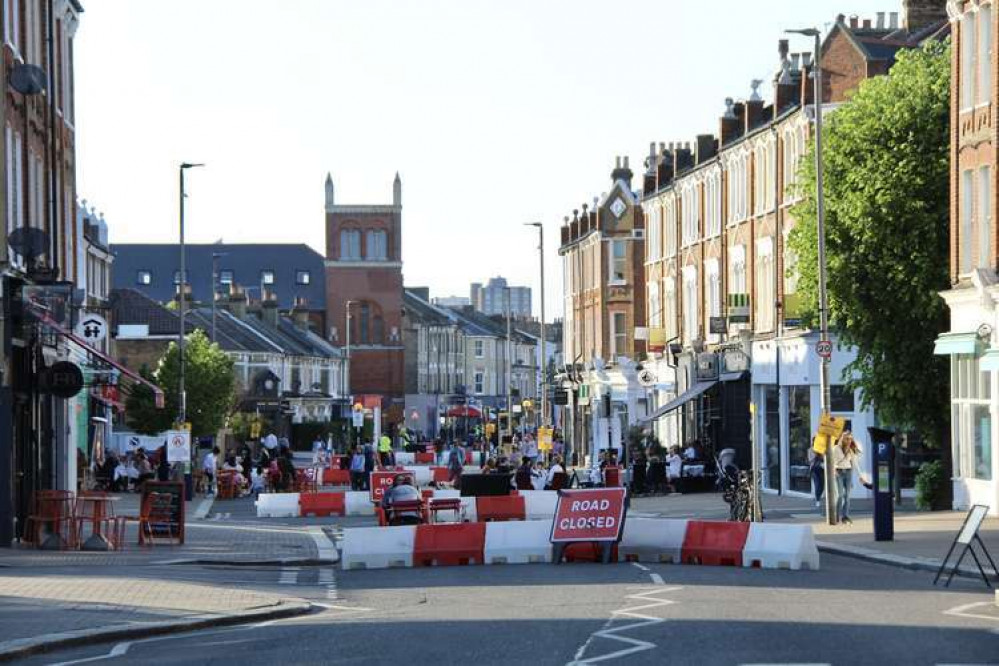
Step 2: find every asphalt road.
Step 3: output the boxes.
[21,554,999,666]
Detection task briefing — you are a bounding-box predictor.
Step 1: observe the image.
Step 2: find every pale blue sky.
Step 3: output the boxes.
[75,0,900,319]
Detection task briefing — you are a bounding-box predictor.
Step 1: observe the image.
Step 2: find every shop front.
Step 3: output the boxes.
[751,333,876,498]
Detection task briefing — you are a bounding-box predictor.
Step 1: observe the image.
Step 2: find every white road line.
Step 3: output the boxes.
[278,568,300,585]
[649,573,664,586]
[49,642,133,665]
[943,601,999,623]
[630,562,650,572]
[308,525,339,562]
[567,586,682,665]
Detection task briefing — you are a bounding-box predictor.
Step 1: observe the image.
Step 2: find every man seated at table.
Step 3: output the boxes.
[380,474,422,525]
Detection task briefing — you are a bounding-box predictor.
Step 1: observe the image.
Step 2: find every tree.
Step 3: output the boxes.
[124,365,173,436]
[125,330,237,438]
[788,40,951,445]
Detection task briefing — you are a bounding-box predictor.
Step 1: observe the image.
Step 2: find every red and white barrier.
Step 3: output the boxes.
[337,518,820,571]
[255,492,300,518]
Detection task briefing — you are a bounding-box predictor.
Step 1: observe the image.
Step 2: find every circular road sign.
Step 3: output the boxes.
[816,340,833,359]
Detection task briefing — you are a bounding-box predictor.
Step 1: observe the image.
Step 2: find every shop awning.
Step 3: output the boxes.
[29,305,165,408]
[641,380,716,424]
[933,332,982,356]
[981,349,999,372]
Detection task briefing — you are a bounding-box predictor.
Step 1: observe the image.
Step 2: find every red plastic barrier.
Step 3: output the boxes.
[475,495,526,522]
[681,520,750,566]
[299,492,346,517]
[415,452,435,464]
[323,468,351,485]
[562,542,619,563]
[431,467,450,483]
[603,466,622,487]
[330,455,349,470]
[465,450,473,464]
[414,523,486,566]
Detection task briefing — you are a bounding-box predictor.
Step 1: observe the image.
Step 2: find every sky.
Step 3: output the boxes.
[75,0,901,320]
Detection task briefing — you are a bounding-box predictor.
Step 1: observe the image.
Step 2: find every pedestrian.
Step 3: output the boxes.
[832,431,871,524]
[808,442,825,508]
[202,447,219,496]
[447,440,465,489]
[545,455,566,490]
[250,465,266,498]
[363,441,376,489]
[380,474,422,525]
[378,431,393,467]
[262,431,279,457]
[349,444,366,491]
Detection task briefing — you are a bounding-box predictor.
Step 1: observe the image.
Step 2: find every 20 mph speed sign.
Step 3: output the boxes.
[816,340,833,359]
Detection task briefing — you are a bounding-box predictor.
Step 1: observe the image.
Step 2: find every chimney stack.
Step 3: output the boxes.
[849,15,859,29]
[902,0,947,33]
[720,98,741,146]
[611,155,634,188]
[261,289,279,327]
[226,284,248,319]
[291,296,311,331]
[889,11,899,29]
[876,12,885,29]
[695,134,717,164]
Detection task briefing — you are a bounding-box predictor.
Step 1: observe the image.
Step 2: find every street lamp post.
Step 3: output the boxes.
[526,222,547,430]
[178,162,204,428]
[505,287,513,446]
[787,27,835,526]
[344,300,357,446]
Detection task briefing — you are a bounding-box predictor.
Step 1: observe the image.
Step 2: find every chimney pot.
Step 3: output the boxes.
[778,38,789,59]
[802,52,813,69]
[790,53,800,71]
[623,156,629,169]
[889,11,898,29]
[876,11,885,28]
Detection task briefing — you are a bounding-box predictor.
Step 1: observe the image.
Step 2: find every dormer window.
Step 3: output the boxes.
[136,270,152,285]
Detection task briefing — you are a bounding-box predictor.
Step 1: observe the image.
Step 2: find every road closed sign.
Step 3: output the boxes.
[370,470,399,503]
[550,487,628,543]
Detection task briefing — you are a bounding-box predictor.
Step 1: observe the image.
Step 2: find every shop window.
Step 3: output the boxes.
[788,386,811,493]
[830,386,855,413]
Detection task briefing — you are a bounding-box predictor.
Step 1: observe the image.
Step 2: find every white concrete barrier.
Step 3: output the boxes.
[459,496,477,523]
[402,466,433,487]
[519,490,558,520]
[742,523,820,571]
[484,520,553,564]
[395,452,415,465]
[620,518,688,564]
[432,489,461,499]
[341,525,417,569]
[345,491,376,516]
[254,492,301,518]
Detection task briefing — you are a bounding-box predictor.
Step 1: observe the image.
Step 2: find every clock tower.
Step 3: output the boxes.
[324,173,405,422]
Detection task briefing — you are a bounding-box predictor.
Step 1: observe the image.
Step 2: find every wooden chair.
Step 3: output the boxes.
[25,490,77,550]
[547,472,568,491]
[216,471,237,500]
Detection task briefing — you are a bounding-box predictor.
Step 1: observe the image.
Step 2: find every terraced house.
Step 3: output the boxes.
[640,5,948,498]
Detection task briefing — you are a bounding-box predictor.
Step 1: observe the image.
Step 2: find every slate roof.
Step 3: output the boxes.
[110,243,327,310]
[110,288,191,336]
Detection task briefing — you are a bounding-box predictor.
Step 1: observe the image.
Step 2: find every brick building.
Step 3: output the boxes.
[324,173,405,424]
[638,6,948,495]
[558,156,646,462]
[938,0,999,514]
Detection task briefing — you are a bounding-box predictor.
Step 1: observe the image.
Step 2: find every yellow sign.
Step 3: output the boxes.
[522,400,533,410]
[812,434,828,456]
[250,422,261,439]
[818,413,846,439]
[353,402,364,412]
[538,427,553,451]
[485,423,496,437]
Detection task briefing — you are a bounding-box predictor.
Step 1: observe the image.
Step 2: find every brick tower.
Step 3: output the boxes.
[324,173,405,422]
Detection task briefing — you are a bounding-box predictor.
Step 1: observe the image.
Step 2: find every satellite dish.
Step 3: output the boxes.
[7,226,49,262]
[9,64,46,95]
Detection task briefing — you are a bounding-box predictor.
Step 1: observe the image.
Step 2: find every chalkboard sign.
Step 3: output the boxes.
[140,481,185,545]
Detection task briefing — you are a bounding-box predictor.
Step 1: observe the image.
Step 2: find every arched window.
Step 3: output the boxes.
[373,315,385,344]
[359,303,370,343]
[340,229,361,260]
[366,230,387,260]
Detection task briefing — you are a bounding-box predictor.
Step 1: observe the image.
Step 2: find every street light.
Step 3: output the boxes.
[344,300,358,447]
[787,27,835,526]
[525,222,547,431]
[178,162,204,428]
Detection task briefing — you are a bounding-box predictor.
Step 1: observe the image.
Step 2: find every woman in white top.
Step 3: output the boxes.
[831,431,870,524]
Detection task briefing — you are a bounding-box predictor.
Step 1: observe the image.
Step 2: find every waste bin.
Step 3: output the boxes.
[867,427,895,542]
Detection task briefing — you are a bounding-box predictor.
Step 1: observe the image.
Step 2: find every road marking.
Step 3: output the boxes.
[278,568,300,585]
[649,573,664,586]
[630,562,650,572]
[943,601,999,623]
[567,586,682,665]
[49,642,132,665]
[308,525,339,562]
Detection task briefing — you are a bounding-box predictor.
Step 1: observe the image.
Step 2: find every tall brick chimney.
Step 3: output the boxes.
[291,296,311,331]
[902,0,947,33]
[658,143,674,188]
[720,99,745,146]
[226,285,248,319]
[610,156,634,188]
[695,134,717,164]
[261,289,279,327]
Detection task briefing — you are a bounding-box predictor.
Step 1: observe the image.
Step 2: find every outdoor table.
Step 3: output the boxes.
[77,494,121,551]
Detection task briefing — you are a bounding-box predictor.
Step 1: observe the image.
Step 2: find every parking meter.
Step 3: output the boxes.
[867,427,895,541]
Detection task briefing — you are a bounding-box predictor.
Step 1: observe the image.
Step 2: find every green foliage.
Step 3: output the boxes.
[915,460,948,510]
[125,330,237,438]
[124,366,173,436]
[788,40,951,445]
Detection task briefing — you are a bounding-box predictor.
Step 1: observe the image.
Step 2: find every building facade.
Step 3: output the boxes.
[470,277,532,320]
[938,0,999,514]
[558,157,647,464]
[0,0,87,546]
[639,8,948,496]
[324,173,405,424]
